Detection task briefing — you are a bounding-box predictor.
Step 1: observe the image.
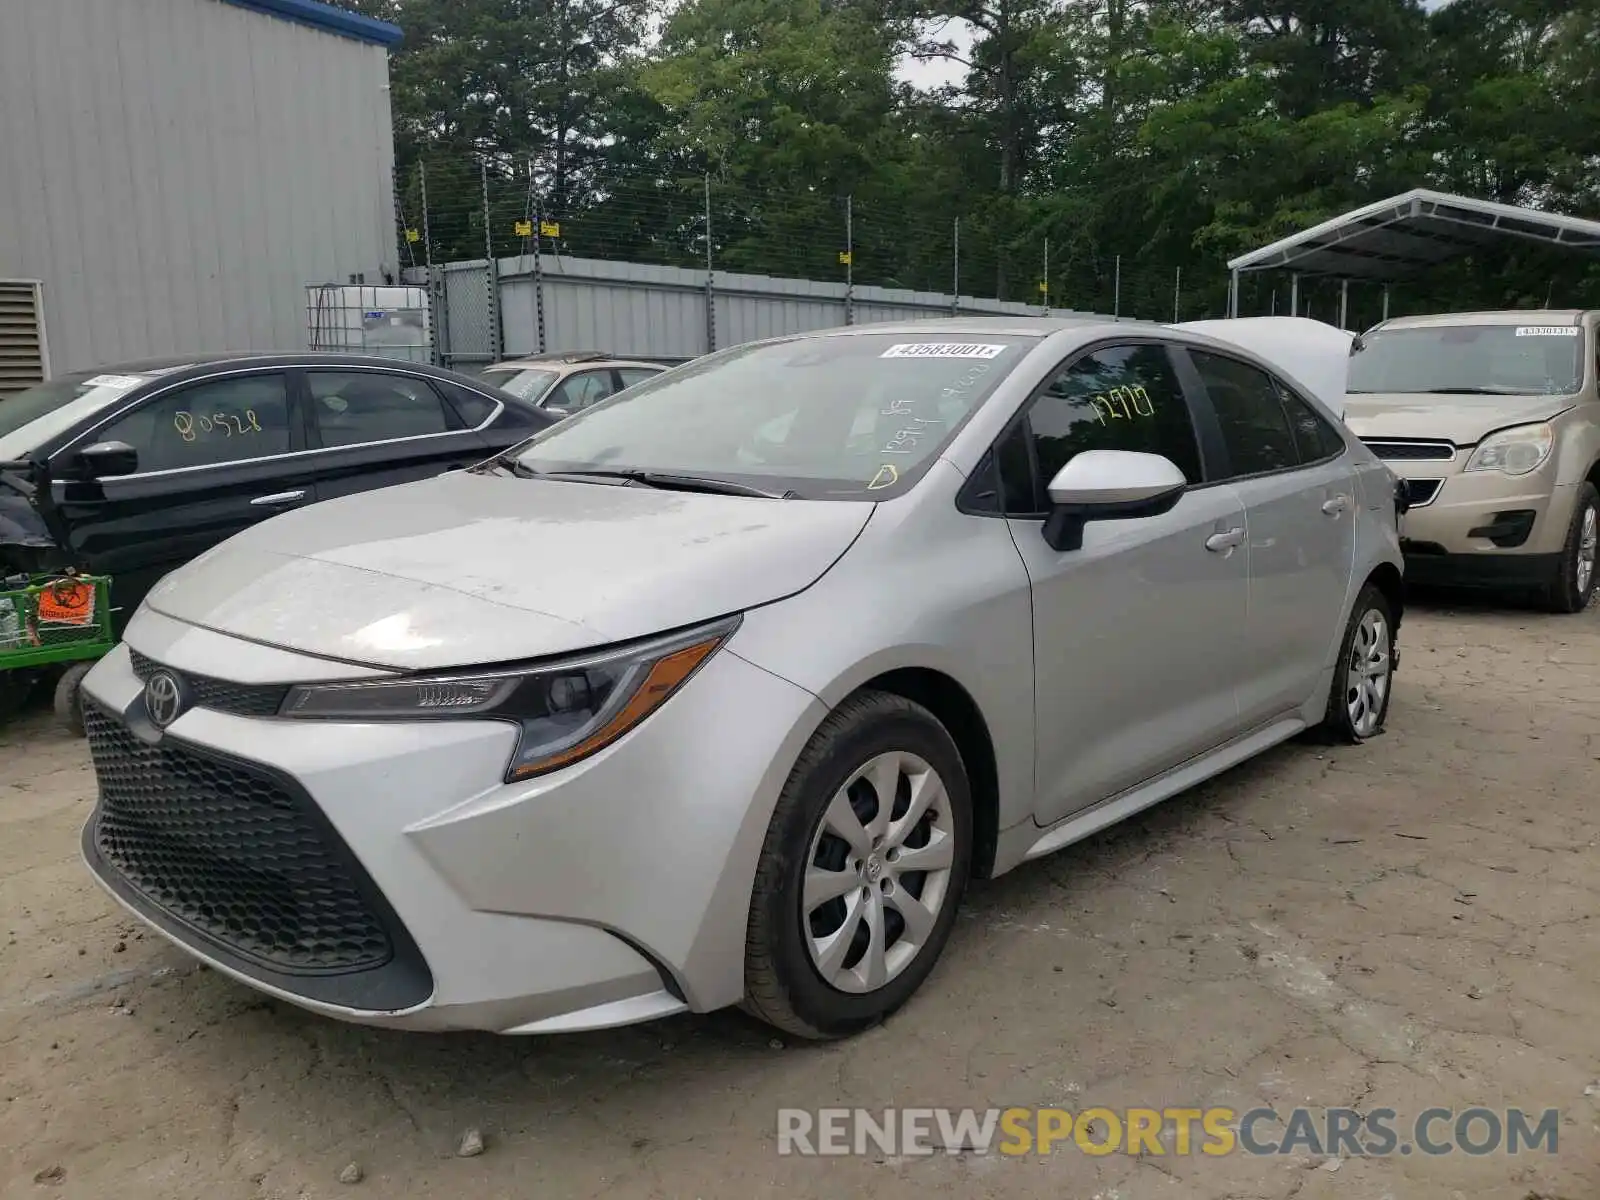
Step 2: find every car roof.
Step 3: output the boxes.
[58,352,506,389]
[484,353,669,371]
[1378,310,1590,330]
[806,315,1126,339]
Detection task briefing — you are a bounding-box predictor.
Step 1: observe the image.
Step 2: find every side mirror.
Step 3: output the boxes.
[72,441,139,480]
[1042,450,1187,552]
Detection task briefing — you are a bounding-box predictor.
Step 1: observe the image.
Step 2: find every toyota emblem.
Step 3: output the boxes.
[144,670,186,729]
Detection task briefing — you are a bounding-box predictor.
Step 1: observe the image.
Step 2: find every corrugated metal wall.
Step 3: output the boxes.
[463,254,1064,366]
[0,0,396,375]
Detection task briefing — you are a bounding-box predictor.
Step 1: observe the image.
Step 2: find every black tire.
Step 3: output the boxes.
[1319,583,1396,744]
[743,690,973,1040]
[1543,482,1600,614]
[53,661,94,737]
[0,670,38,726]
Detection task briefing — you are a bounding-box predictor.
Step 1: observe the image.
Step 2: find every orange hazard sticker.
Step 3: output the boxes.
[36,580,95,625]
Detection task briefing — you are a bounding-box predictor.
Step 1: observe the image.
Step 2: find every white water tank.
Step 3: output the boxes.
[306,284,431,363]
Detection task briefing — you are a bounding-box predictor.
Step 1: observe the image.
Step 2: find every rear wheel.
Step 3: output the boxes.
[1544,482,1599,613]
[1319,584,1395,743]
[743,690,972,1040]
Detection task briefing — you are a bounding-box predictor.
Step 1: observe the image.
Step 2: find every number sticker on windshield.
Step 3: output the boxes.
[1514,326,1580,337]
[82,374,144,390]
[880,343,1007,360]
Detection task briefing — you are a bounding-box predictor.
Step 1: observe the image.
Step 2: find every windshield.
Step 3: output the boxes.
[0,371,158,459]
[479,366,559,402]
[510,333,1039,499]
[1348,324,1585,396]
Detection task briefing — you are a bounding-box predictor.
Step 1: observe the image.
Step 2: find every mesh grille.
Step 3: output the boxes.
[85,702,393,973]
[128,650,289,717]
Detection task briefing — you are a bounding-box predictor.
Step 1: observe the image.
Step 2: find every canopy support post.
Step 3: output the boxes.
[1339,278,1349,330]
[1290,273,1300,317]
[1381,285,1390,322]
[1228,269,1239,318]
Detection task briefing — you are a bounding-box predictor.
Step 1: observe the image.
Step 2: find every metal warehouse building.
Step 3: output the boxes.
[0,0,402,394]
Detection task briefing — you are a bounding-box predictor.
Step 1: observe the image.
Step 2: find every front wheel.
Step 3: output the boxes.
[0,670,38,726]
[1544,482,1599,613]
[743,690,972,1040]
[1319,583,1396,743]
[53,661,94,737]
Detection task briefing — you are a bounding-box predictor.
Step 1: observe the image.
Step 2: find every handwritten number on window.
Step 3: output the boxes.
[1087,384,1155,425]
[172,410,264,443]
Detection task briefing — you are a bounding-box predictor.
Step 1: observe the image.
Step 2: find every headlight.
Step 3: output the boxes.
[280,616,740,781]
[1463,423,1554,476]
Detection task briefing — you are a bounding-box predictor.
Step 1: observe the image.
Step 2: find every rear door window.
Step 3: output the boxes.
[307,372,455,448]
[617,367,662,389]
[1189,351,1300,476]
[1277,383,1346,463]
[546,369,617,412]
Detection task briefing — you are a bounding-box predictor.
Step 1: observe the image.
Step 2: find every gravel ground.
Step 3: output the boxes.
[3,598,1599,1200]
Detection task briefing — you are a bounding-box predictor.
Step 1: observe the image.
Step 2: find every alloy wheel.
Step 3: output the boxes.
[802,751,957,994]
[1345,608,1391,738]
[1577,504,1597,598]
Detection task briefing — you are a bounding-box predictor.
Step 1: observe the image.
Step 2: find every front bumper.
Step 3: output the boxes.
[79,612,823,1033]
[1397,474,1573,559]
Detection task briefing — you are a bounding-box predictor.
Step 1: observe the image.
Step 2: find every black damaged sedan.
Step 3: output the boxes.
[0,353,556,640]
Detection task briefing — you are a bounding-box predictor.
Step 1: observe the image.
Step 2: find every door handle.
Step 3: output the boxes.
[1205,527,1245,553]
[1321,494,1350,516]
[250,490,306,507]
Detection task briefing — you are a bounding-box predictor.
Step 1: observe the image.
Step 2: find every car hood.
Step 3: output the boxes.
[1341,392,1577,445]
[143,470,873,670]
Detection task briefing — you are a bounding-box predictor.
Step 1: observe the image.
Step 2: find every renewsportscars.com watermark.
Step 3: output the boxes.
[776,1106,1560,1158]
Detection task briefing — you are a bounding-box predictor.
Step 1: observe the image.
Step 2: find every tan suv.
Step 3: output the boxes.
[475,351,672,417]
[1342,310,1600,611]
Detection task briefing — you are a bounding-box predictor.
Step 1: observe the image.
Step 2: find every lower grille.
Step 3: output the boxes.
[84,702,392,974]
[128,649,289,718]
[1403,479,1442,508]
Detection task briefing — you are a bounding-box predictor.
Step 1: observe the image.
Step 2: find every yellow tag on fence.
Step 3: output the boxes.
[514,219,533,237]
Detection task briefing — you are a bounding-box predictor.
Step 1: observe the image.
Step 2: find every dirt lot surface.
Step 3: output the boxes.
[4,600,1600,1200]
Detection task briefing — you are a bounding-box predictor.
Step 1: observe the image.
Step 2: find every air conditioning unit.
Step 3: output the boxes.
[306,284,430,363]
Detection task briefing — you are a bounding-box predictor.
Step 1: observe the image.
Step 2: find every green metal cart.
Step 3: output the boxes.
[0,572,114,735]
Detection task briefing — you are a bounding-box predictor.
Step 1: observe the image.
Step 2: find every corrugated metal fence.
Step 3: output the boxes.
[402,254,1079,370]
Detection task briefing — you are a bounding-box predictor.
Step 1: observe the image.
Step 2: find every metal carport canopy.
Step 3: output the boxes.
[1224,188,1600,317]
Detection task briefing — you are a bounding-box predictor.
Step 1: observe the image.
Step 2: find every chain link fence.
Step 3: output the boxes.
[387,155,1253,368]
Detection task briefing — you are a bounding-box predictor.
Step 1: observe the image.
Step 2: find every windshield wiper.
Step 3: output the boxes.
[469,453,544,478]
[535,468,794,499]
[1416,386,1543,396]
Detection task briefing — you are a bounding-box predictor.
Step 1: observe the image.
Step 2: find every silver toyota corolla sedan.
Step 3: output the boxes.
[78,317,1405,1040]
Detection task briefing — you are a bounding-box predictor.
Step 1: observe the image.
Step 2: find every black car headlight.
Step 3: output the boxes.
[279,615,740,781]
